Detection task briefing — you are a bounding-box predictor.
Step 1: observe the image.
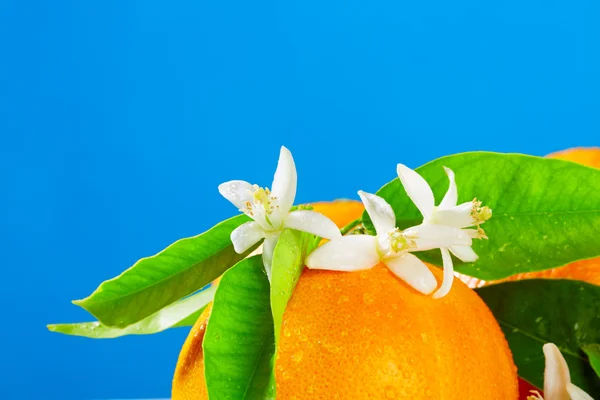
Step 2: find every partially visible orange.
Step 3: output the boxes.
[546,147,600,168]
[276,263,518,399]
[463,147,600,288]
[172,303,212,400]
[311,199,364,228]
[467,258,600,288]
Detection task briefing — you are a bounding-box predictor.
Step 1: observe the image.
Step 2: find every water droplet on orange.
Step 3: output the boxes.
[363,293,375,304]
[291,351,304,363]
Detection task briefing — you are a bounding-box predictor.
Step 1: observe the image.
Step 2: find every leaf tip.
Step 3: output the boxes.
[71,298,85,307]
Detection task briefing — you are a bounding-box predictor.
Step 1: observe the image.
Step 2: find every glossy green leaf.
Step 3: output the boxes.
[476,279,600,395]
[74,214,255,328]
[583,344,600,378]
[203,256,275,400]
[266,229,319,399]
[270,229,318,345]
[47,286,215,338]
[364,152,600,280]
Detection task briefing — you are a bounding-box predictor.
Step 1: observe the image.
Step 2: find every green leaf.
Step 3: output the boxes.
[266,229,319,398]
[270,229,318,346]
[476,279,600,395]
[364,152,600,280]
[203,256,275,400]
[47,286,215,338]
[583,344,600,378]
[73,215,255,328]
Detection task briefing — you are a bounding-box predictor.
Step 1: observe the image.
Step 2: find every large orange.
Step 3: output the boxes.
[463,147,600,288]
[276,264,518,399]
[174,265,518,400]
[172,200,519,399]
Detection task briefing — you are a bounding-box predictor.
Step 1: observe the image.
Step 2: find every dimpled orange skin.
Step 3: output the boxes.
[172,304,212,400]
[276,264,518,399]
[463,147,600,289]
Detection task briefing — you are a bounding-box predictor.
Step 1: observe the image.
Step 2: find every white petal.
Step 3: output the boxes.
[434,202,474,228]
[404,224,472,251]
[433,248,454,298]
[306,235,379,271]
[270,146,297,215]
[396,164,435,220]
[284,210,341,240]
[543,343,572,400]
[357,191,396,235]
[439,166,458,209]
[384,253,437,295]
[231,221,266,254]
[262,235,279,281]
[218,180,255,211]
[449,245,478,263]
[566,383,594,400]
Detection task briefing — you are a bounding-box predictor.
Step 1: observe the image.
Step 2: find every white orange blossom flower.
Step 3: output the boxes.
[219,146,341,279]
[527,343,593,400]
[396,164,492,298]
[306,191,471,296]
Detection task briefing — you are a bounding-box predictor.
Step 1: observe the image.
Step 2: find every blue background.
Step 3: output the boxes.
[1,0,598,399]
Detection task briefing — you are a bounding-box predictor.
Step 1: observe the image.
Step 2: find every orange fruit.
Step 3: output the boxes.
[276,263,518,399]
[172,303,212,400]
[311,200,364,229]
[546,147,600,168]
[484,258,600,286]
[174,264,519,400]
[463,147,600,288]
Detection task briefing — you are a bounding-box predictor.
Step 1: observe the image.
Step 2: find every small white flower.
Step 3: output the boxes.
[219,146,341,279]
[527,343,594,400]
[306,191,472,295]
[396,164,492,298]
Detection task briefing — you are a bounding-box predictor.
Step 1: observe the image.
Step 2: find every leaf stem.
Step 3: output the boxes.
[340,218,363,235]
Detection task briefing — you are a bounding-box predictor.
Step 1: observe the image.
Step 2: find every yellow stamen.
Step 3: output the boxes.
[527,390,544,400]
[474,226,488,240]
[388,228,415,253]
[243,200,254,216]
[251,187,276,215]
[471,198,492,225]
